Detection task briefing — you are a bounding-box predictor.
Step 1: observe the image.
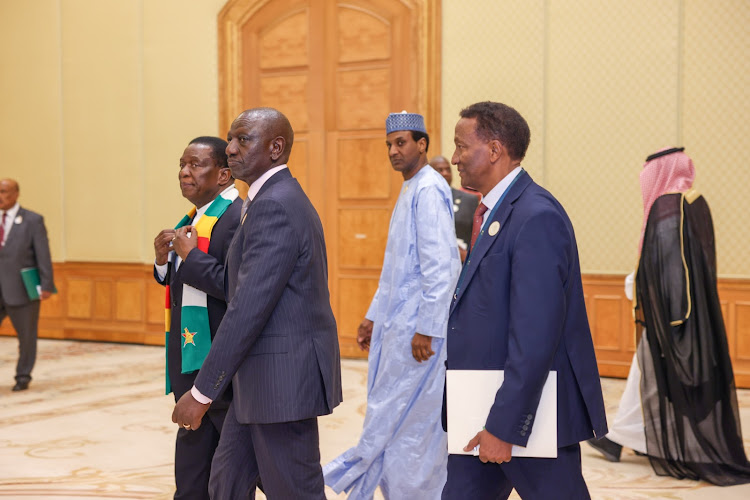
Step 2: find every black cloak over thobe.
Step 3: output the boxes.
[635,191,750,485]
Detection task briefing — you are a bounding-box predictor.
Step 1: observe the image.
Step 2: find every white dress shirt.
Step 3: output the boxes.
[477,166,523,227]
[0,202,21,245]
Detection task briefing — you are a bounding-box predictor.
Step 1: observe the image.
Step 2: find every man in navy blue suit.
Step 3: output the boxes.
[172,108,342,499]
[154,137,241,499]
[443,102,608,499]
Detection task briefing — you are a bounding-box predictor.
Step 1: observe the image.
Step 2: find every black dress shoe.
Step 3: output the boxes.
[587,437,622,462]
[12,381,29,391]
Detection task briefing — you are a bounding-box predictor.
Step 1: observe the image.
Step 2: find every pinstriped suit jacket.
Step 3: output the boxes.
[194,169,342,423]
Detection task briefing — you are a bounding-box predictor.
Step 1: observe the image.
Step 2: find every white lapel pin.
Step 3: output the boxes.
[14,215,22,224]
[488,221,500,236]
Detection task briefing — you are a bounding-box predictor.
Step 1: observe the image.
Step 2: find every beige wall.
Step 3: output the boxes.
[442,0,750,277]
[0,0,226,263]
[0,0,65,259]
[1,0,748,276]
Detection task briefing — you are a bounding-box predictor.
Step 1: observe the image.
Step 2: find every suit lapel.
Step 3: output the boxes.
[239,168,290,225]
[2,207,27,250]
[450,173,533,313]
[251,168,291,205]
[228,169,291,296]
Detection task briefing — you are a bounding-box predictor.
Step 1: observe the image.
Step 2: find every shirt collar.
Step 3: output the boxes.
[247,165,288,201]
[0,202,20,220]
[194,184,237,219]
[479,166,522,213]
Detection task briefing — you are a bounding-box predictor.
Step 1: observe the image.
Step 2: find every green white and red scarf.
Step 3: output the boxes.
[165,186,239,394]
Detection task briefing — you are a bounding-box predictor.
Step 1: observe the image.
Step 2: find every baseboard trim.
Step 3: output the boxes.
[3,264,749,387]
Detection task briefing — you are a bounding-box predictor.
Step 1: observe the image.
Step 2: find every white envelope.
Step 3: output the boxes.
[446,370,557,458]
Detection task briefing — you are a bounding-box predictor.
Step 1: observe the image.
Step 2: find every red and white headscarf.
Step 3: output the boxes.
[638,147,695,252]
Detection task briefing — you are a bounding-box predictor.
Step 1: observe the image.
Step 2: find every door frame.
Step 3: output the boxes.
[217,0,442,149]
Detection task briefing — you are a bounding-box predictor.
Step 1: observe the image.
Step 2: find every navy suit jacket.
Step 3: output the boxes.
[0,207,54,306]
[194,169,342,424]
[155,196,242,407]
[447,172,607,448]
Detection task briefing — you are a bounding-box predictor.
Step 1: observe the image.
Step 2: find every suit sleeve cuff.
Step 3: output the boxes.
[191,385,213,404]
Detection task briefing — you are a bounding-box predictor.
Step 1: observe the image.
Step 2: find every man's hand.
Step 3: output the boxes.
[357,319,374,351]
[411,332,435,362]
[173,225,198,261]
[40,290,53,300]
[172,390,210,431]
[154,229,176,265]
[464,429,513,464]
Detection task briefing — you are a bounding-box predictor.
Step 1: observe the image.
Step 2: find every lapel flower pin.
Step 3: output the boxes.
[14,215,22,224]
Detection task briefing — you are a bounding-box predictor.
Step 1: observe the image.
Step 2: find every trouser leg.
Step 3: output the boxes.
[208,403,259,500]
[7,301,40,383]
[503,444,590,500]
[443,453,513,500]
[174,407,225,500]
[250,418,326,500]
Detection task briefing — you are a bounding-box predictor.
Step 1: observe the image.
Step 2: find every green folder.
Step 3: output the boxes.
[20,267,57,300]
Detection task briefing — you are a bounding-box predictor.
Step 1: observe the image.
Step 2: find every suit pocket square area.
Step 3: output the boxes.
[250,335,289,355]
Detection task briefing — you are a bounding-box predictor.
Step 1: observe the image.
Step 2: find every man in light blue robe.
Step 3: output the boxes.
[324,112,460,499]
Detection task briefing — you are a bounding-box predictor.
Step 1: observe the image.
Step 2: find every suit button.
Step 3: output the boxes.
[522,425,529,431]
[520,431,527,437]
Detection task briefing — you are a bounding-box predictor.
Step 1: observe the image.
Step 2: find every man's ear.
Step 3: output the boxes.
[270,137,285,161]
[217,167,232,186]
[418,137,428,155]
[488,139,505,163]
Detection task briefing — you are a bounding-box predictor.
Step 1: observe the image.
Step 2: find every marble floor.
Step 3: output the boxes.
[1,337,749,499]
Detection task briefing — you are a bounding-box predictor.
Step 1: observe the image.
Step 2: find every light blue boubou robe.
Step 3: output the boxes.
[324,165,460,499]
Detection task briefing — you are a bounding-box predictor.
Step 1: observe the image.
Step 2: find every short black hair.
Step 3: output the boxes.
[410,130,430,153]
[459,102,530,160]
[189,136,229,168]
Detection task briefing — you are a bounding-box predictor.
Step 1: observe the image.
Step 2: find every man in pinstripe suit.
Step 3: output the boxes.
[172,107,342,499]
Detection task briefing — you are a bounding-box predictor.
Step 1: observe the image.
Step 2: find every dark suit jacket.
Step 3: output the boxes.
[194,169,342,424]
[452,187,479,246]
[0,207,54,306]
[154,197,242,407]
[447,172,607,448]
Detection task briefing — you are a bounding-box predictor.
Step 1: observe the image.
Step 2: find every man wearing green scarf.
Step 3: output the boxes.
[153,136,242,500]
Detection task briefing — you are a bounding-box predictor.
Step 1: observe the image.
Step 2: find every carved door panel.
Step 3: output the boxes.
[219,0,439,357]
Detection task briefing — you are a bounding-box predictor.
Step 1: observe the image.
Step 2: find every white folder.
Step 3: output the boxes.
[446,370,557,458]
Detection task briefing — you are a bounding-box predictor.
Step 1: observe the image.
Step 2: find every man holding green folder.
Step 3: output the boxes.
[0,178,55,392]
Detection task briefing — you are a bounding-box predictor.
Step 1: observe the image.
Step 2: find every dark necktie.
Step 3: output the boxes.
[0,212,6,248]
[470,203,488,251]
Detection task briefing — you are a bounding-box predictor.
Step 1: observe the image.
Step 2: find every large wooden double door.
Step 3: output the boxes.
[218,0,440,357]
